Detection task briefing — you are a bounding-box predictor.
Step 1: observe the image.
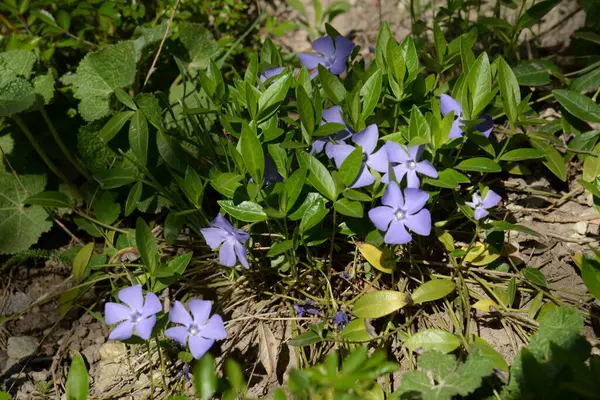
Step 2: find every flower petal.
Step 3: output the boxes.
[299,54,326,70]
[189,335,215,360]
[322,106,345,125]
[440,94,462,117]
[201,315,227,340]
[350,166,374,188]
[165,326,189,346]
[404,209,431,236]
[135,315,156,340]
[329,143,355,168]
[465,201,476,209]
[169,301,193,327]
[448,118,464,139]
[367,147,389,172]
[312,36,334,56]
[219,240,237,267]
[109,321,134,340]
[335,35,356,58]
[210,214,234,233]
[368,206,395,231]
[311,139,326,154]
[415,160,438,178]
[407,145,424,161]
[406,170,420,188]
[385,142,409,163]
[189,300,212,325]
[384,220,412,244]
[404,188,429,214]
[483,190,501,209]
[234,241,249,269]
[329,58,348,75]
[141,292,162,318]
[233,228,249,243]
[105,303,131,325]
[474,208,489,220]
[352,124,378,155]
[200,228,229,250]
[474,115,494,138]
[382,181,404,208]
[260,67,284,83]
[118,285,144,311]
[390,165,408,183]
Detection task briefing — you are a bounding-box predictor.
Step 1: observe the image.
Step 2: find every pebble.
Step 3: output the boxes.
[575,221,588,236]
[0,292,32,316]
[99,342,127,360]
[587,223,600,236]
[82,343,101,364]
[7,336,39,360]
[30,370,49,382]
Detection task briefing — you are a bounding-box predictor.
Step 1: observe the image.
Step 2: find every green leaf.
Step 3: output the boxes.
[297,85,315,137]
[281,166,306,213]
[0,49,36,79]
[136,93,163,130]
[361,68,383,120]
[497,57,521,125]
[467,53,492,118]
[522,267,548,288]
[456,157,501,172]
[433,21,447,60]
[179,22,220,70]
[66,352,89,400]
[582,258,600,300]
[339,146,363,187]
[33,73,55,105]
[553,89,600,123]
[411,280,455,304]
[288,329,323,347]
[210,171,243,199]
[114,87,137,110]
[517,0,560,30]
[136,218,158,275]
[193,353,217,400]
[241,122,265,184]
[404,329,461,354]
[500,148,545,161]
[583,145,600,181]
[125,182,143,216]
[0,77,35,116]
[297,151,338,201]
[95,168,136,189]
[24,191,71,208]
[72,243,94,284]
[470,336,508,372]
[313,122,347,137]
[530,138,567,181]
[218,200,268,222]
[513,61,551,86]
[424,168,470,189]
[129,110,149,165]
[267,240,293,257]
[299,198,329,233]
[0,173,52,255]
[72,41,137,121]
[99,111,134,142]
[334,198,363,218]
[353,290,410,318]
[164,211,184,245]
[489,220,540,237]
[258,72,292,119]
[375,21,393,70]
[318,64,346,104]
[408,105,430,142]
[341,318,373,342]
[571,67,600,93]
[94,192,120,225]
[157,130,188,173]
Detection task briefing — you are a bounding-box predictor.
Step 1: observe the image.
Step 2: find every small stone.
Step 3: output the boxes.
[0,292,32,316]
[30,370,48,382]
[575,221,588,235]
[95,336,106,345]
[99,342,127,360]
[587,223,600,236]
[81,344,101,364]
[74,325,88,338]
[7,336,39,360]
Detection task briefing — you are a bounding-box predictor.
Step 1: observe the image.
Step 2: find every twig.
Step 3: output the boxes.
[546,187,585,211]
[546,232,598,244]
[532,213,600,223]
[143,0,181,90]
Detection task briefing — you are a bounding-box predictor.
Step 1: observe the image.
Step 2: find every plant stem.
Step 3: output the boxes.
[40,108,91,180]
[12,115,68,181]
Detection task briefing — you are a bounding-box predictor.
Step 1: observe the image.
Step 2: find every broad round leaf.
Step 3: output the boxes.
[357,243,395,273]
[404,329,461,354]
[353,290,409,318]
[411,280,455,304]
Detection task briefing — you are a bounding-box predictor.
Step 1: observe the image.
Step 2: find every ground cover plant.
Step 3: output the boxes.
[1,0,600,398]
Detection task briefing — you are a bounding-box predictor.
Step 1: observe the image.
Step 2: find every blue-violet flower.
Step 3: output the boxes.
[383,143,438,188]
[165,300,227,360]
[466,190,501,220]
[259,67,284,84]
[300,35,355,78]
[104,285,161,340]
[311,106,353,158]
[293,300,321,318]
[440,94,494,139]
[201,214,250,268]
[368,181,432,244]
[333,311,349,330]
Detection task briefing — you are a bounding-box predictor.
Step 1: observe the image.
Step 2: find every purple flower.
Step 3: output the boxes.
[466,190,501,220]
[329,124,388,188]
[259,67,284,84]
[368,181,432,244]
[104,285,162,340]
[383,143,438,188]
[175,363,191,381]
[311,106,353,157]
[201,214,250,268]
[165,300,227,360]
[293,300,321,318]
[333,311,349,330]
[300,35,355,78]
[250,153,282,186]
[440,94,494,139]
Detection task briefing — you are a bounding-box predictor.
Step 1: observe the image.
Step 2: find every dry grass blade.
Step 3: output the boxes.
[257,322,279,378]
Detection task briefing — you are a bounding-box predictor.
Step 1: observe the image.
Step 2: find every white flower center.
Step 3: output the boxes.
[407,160,417,169]
[130,311,143,324]
[395,209,405,220]
[188,324,200,336]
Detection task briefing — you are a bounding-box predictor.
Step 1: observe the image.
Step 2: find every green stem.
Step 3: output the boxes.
[328,209,337,274]
[40,108,91,180]
[12,115,68,181]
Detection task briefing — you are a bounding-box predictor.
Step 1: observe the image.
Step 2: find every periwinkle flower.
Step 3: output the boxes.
[201,214,250,268]
[466,190,501,220]
[333,311,349,330]
[299,35,355,78]
[440,94,494,139]
[165,300,227,360]
[383,143,438,188]
[293,300,321,318]
[259,67,284,84]
[330,124,388,188]
[104,285,161,340]
[368,181,432,244]
[175,363,191,381]
[311,106,353,158]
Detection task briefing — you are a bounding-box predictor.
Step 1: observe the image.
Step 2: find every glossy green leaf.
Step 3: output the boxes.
[530,138,567,181]
[66,352,89,400]
[456,158,501,173]
[95,168,136,189]
[24,191,71,208]
[258,72,292,118]
[129,110,149,165]
[210,172,243,199]
[404,329,461,354]
[490,220,540,237]
[353,290,410,318]
[513,61,551,86]
[318,64,346,104]
[411,280,455,304]
[424,168,470,189]
[241,122,264,184]
[218,200,268,222]
[470,336,508,372]
[553,89,600,123]
[297,150,337,201]
[497,57,521,125]
[341,318,372,342]
[500,148,545,161]
[281,166,306,213]
[136,218,158,275]
[299,198,329,233]
[361,68,383,120]
[114,87,137,110]
[267,240,293,257]
[571,67,600,93]
[517,0,560,29]
[409,105,430,142]
[334,198,363,218]
[582,258,600,301]
[72,242,93,284]
[339,146,363,187]
[522,267,548,288]
[125,182,143,216]
[467,53,492,118]
[98,111,134,142]
[193,353,217,400]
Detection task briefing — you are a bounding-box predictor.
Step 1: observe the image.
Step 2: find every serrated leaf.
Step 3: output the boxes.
[257,322,278,377]
[0,49,36,79]
[33,73,55,105]
[411,280,455,304]
[353,290,409,318]
[179,22,220,70]
[218,200,268,222]
[0,77,35,116]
